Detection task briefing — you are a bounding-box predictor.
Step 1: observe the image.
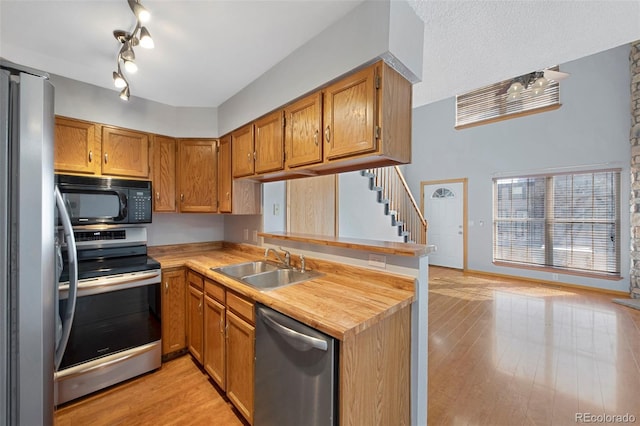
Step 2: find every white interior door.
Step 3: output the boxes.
[423,182,464,269]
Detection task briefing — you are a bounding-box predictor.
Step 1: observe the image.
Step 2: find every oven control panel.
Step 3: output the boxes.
[129,189,152,223]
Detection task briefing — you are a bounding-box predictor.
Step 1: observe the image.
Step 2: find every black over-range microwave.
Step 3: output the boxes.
[55,174,152,225]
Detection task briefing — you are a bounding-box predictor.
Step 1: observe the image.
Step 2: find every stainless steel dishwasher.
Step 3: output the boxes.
[255,304,337,426]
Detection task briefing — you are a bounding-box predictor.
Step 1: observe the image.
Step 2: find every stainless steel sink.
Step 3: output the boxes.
[242,268,323,290]
[211,261,323,291]
[213,261,278,279]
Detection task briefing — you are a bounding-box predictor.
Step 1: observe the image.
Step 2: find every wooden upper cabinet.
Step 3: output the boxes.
[254,111,284,174]
[323,65,377,161]
[152,135,177,212]
[284,92,323,169]
[101,126,150,178]
[177,139,218,213]
[232,124,255,178]
[54,116,98,175]
[218,134,232,213]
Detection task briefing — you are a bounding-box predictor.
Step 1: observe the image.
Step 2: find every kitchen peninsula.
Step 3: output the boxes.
[149,237,428,425]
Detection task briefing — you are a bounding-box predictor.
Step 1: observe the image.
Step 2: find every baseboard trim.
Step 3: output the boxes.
[463,268,630,297]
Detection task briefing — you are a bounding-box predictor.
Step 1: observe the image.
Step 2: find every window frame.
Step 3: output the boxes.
[492,169,621,280]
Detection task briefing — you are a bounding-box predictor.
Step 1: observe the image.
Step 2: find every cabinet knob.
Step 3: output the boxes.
[104,153,108,164]
[164,281,169,293]
[156,192,160,200]
[325,126,331,143]
[88,150,93,162]
[314,130,319,146]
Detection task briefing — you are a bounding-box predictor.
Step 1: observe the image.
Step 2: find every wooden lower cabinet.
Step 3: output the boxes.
[203,280,226,389]
[161,268,186,356]
[186,272,204,364]
[226,310,255,424]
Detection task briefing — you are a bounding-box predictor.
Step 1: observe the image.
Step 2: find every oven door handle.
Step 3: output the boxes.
[58,270,161,298]
[55,186,78,370]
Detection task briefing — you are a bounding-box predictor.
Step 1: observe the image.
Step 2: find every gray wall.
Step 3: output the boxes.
[403,44,631,293]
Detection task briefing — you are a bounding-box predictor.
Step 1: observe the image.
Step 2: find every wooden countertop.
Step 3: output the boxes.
[149,242,415,341]
[259,231,432,257]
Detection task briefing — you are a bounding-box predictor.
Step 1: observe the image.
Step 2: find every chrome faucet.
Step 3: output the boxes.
[264,247,291,268]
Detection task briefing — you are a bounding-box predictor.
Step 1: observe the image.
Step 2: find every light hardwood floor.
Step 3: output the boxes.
[54,266,640,425]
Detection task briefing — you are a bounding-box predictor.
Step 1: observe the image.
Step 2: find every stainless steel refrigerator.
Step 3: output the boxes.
[1,59,59,425]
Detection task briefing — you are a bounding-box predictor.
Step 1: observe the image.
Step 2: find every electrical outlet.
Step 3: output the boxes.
[552,273,559,281]
[273,203,280,216]
[252,230,258,243]
[368,254,386,268]
[243,228,249,241]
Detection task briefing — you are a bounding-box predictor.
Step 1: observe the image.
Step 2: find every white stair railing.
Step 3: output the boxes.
[363,166,428,244]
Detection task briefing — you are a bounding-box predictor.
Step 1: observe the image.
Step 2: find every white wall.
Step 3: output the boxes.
[403,44,631,293]
[338,172,404,242]
[146,214,224,246]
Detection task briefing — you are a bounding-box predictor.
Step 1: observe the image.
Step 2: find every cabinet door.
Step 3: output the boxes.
[161,269,186,355]
[101,126,150,178]
[204,294,226,389]
[323,65,377,160]
[254,111,284,174]
[177,139,218,213]
[232,124,255,178]
[226,310,255,424]
[54,116,98,174]
[152,135,177,212]
[218,134,232,213]
[285,92,323,168]
[187,284,204,364]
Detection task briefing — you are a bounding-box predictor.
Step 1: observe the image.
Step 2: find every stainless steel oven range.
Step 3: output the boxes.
[55,226,161,405]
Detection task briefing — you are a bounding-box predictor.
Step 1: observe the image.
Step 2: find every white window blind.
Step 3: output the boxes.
[456,68,561,129]
[493,170,620,276]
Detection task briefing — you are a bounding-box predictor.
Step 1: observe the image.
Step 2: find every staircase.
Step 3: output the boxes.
[361,166,427,244]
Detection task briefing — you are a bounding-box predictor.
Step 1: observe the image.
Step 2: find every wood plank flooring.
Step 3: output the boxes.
[54,266,640,425]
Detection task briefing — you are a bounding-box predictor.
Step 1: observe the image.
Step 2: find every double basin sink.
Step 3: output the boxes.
[211,260,323,291]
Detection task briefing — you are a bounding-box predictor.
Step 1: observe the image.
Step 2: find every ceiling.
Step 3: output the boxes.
[1,0,639,109]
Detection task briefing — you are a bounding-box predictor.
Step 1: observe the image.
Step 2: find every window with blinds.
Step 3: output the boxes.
[493,170,620,276]
[456,68,561,129]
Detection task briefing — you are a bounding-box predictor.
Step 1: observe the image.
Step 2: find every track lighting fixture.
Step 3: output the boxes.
[505,69,568,102]
[111,0,154,100]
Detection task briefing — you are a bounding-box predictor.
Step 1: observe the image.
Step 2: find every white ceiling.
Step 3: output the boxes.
[1,0,639,109]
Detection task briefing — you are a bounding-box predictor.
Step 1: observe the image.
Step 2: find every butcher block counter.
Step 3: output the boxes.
[149,241,416,425]
[149,241,415,340]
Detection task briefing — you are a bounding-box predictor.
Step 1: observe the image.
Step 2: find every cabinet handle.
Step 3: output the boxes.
[253,151,257,160]
[198,301,202,313]
[247,152,251,162]
[225,323,229,338]
[325,126,331,143]
[314,130,319,146]
[226,192,230,200]
[180,194,184,202]
[104,153,108,164]
[156,192,160,200]
[88,150,93,162]
[219,317,224,333]
[164,281,169,293]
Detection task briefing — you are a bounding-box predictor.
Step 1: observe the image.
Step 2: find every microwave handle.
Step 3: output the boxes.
[54,186,78,370]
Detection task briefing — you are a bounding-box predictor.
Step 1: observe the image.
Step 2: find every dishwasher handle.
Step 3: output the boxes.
[258,307,328,352]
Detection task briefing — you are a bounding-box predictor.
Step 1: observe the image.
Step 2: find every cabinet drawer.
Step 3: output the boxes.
[227,292,254,324]
[205,279,225,304]
[187,271,204,290]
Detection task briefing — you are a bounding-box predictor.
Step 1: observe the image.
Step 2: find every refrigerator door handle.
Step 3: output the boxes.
[54,186,78,370]
[258,307,328,352]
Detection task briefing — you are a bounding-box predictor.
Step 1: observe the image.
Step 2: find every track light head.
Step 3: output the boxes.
[119,86,130,101]
[128,0,150,23]
[139,27,154,49]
